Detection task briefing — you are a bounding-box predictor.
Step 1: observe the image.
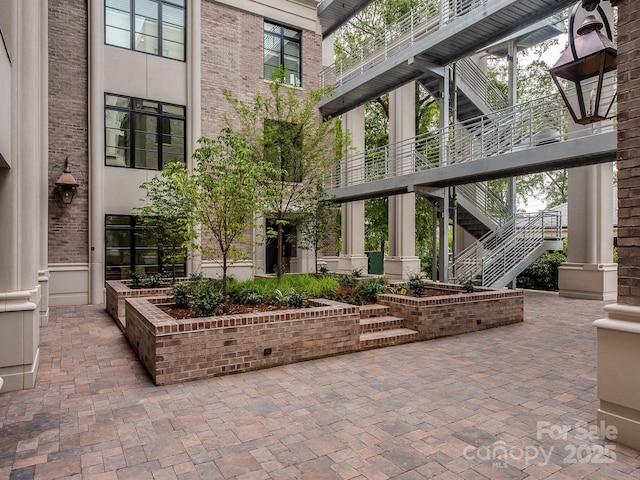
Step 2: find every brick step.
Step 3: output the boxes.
[359,315,405,333]
[359,304,390,319]
[359,328,420,349]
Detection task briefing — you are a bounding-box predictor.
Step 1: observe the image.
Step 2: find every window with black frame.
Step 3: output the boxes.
[105,94,185,170]
[105,0,186,61]
[263,21,301,86]
[105,215,186,281]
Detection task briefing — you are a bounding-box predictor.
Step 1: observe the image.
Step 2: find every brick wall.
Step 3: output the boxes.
[106,280,178,330]
[200,1,322,138]
[48,0,89,264]
[125,297,360,385]
[378,288,524,341]
[616,0,640,305]
[199,0,324,262]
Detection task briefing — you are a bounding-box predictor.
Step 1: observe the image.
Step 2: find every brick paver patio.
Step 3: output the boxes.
[1,291,639,479]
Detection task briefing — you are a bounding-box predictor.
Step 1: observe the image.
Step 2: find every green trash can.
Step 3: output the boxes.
[366,251,384,275]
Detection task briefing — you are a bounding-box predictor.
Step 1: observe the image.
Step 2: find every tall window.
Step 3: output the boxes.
[105,215,186,281]
[105,0,186,61]
[264,21,301,86]
[264,119,303,182]
[105,94,185,170]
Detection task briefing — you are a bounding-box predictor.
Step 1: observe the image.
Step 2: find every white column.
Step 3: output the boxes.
[385,82,420,280]
[339,105,367,274]
[0,0,44,391]
[38,0,49,326]
[558,162,616,300]
[187,0,202,275]
[89,0,105,304]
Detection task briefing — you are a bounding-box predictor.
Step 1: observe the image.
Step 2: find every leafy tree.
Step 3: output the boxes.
[135,162,196,283]
[295,185,338,273]
[191,127,272,307]
[224,67,346,279]
[486,39,568,210]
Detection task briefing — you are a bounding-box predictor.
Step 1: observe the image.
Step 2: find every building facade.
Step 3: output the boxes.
[0,0,322,391]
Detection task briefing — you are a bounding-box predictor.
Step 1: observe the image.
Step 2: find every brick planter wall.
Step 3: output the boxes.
[124,297,360,385]
[106,280,176,331]
[377,285,524,340]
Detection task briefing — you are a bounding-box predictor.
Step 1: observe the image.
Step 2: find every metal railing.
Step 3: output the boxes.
[327,94,616,189]
[450,210,562,286]
[454,58,509,113]
[320,0,488,92]
[456,182,509,227]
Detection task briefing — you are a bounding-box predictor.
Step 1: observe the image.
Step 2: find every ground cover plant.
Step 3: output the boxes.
[157,272,462,320]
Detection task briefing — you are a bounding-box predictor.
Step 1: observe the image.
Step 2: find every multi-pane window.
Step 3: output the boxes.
[105,215,186,281]
[264,21,301,86]
[105,0,186,61]
[105,94,185,170]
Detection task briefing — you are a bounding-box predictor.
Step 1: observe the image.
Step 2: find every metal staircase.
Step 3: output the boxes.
[418,57,509,122]
[318,0,576,118]
[450,211,563,288]
[455,183,508,238]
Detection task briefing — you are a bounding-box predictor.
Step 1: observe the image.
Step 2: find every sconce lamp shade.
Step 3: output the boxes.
[549,15,617,125]
[55,157,79,205]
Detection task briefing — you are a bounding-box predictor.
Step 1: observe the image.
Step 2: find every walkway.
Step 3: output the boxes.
[1,292,639,479]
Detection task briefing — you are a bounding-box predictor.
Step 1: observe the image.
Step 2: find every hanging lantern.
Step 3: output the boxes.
[549,12,617,125]
[55,157,80,205]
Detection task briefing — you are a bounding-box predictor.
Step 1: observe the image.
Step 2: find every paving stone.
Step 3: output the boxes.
[0,295,638,478]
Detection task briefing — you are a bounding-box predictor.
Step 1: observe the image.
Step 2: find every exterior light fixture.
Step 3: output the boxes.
[549,3,617,125]
[581,0,617,12]
[55,157,79,205]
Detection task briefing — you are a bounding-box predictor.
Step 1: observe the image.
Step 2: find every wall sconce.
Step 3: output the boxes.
[55,157,79,205]
[549,2,617,125]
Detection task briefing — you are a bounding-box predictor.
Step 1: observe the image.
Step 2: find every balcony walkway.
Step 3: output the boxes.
[319,0,575,118]
[326,97,617,203]
[1,292,639,479]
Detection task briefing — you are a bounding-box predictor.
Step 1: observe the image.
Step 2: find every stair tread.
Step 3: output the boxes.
[359,304,389,312]
[360,328,418,341]
[359,304,391,319]
[359,316,404,325]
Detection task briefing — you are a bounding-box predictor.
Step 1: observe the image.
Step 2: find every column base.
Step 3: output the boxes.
[558,262,617,301]
[0,287,41,391]
[38,269,49,326]
[338,255,368,275]
[320,256,340,273]
[594,303,640,450]
[384,256,421,281]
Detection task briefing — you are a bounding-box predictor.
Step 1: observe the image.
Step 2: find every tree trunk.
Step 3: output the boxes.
[277,223,283,280]
[222,254,228,313]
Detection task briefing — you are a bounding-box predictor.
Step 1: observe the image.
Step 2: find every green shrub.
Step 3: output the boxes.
[231,286,265,305]
[192,280,224,317]
[460,277,475,293]
[141,273,163,288]
[408,272,427,297]
[172,282,191,307]
[338,273,357,288]
[130,272,143,286]
[355,277,388,303]
[279,291,308,308]
[188,271,204,282]
[517,251,567,291]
